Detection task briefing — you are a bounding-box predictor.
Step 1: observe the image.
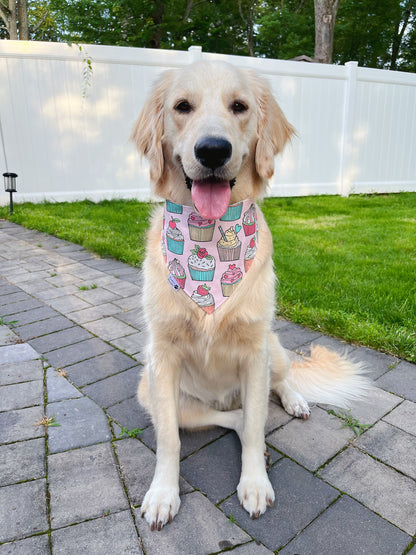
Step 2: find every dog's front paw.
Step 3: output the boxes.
[237,474,275,519]
[141,486,180,531]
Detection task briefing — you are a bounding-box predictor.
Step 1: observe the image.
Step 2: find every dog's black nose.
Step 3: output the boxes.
[194,137,232,170]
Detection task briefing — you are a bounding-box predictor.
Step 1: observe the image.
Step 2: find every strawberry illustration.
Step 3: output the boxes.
[249,238,255,248]
[197,284,210,296]
[169,218,180,229]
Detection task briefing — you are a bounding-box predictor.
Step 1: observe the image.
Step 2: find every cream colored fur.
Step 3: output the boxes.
[131,60,370,531]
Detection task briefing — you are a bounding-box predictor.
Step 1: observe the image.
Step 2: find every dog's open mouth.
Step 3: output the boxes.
[185,175,236,220]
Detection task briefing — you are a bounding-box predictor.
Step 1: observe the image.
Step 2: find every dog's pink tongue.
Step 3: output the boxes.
[191,181,231,220]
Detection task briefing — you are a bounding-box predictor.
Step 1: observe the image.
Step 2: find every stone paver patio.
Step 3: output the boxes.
[0,219,415,554]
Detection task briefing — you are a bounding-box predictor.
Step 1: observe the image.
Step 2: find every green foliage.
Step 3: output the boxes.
[328,409,371,437]
[119,427,143,438]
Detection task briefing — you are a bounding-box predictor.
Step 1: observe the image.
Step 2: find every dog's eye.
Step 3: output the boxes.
[231,101,248,114]
[175,100,192,114]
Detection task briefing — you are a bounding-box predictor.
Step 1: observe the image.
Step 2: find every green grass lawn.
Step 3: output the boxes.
[1,194,415,362]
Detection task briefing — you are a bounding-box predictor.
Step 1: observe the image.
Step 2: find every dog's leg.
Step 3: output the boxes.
[140,353,182,531]
[268,331,310,419]
[178,396,243,436]
[237,345,275,519]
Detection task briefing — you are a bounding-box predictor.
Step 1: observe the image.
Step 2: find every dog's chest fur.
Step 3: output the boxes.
[142,206,276,405]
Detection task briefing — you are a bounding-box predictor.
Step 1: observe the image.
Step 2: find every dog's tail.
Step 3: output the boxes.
[284,345,372,408]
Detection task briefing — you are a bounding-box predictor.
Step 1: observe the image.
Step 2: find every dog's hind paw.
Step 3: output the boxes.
[237,475,275,519]
[280,388,310,419]
[141,486,180,531]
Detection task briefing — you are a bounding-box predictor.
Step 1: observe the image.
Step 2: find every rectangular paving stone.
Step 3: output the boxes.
[47,396,112,453]
[65,350,137,387]
[321,385,402,427]
[276,323,322,351]
[376,361,416,402]
[14,315,75,341]
[48,442,128,528]
[0,284,21,297]
[280,495,411,555]
[103,280,141,298]
[180,432,243,503]
[135,491,250,555]
[47,295,92,313]
[0,380,44,411]
[0,480,48,543]
[6,306,59,326]
[356,420,416,480]
[51,510,143,555]
[0,406,45,443]
[82,317,137,342]
[106,395,151,430]
[265,399,293,434]
[114,438,192,507]
[35,285,80,301]
[46,368,83,403]
[0,359,43,385]
[383,400,416,436]
[29,326,92,354]
[75,287,121,305]
[67,303,122,324]
[0,298,44,316]
[0,343,40,365]
[115,308,143,328]
[0,326,19,346]
[81,366,140,408]
[267,407,353,471]
[0,438,45,487]
[220,458,338,551]
[0,292,29,306]
[44,338,113,368]
[110,333,146,356]
[112,295,142,311]
[320,447,416,535]
[0,534,50,554]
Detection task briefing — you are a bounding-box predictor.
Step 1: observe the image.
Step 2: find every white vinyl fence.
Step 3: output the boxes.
[0,40,415,206]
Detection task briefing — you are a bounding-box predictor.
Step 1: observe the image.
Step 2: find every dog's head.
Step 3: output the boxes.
[131,61,295,219]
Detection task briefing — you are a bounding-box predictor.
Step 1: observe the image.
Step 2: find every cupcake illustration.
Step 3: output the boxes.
[242,203,256,236]
[166,218,184,254]
[168,258,186,289]
[188,212,215,242]
[188,245,216,281]
[191,284,215,314]
[220,201,243,221]
[244,237,257,272]
[166,200,183,214]
[217,225,242,262]
[221,264,243,297]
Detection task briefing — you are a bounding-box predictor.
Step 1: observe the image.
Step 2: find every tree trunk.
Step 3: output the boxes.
[314,0,339,63]
[8,0,18,39]
[148,0,164,49]
[390,0,414,70]
[17,0,28,39]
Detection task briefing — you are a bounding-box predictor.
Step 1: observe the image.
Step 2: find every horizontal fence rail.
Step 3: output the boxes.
[0,41,415,205]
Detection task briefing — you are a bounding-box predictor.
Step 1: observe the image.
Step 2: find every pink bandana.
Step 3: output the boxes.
[161,199,258,313]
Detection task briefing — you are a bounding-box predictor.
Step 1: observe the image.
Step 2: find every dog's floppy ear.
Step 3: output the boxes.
[246,71,296,180]
[130,70,175,184]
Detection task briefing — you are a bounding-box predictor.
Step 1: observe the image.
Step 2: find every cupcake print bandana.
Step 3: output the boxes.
[162,198,258,313]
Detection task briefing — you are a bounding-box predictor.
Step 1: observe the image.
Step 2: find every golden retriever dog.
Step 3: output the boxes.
[131,60,370,531]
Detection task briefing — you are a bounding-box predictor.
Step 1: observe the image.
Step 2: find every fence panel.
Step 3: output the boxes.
[0,41,415,206]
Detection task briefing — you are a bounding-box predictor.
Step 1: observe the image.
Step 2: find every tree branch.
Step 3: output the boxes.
[29,8,50,34]
[0,2,11,30]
